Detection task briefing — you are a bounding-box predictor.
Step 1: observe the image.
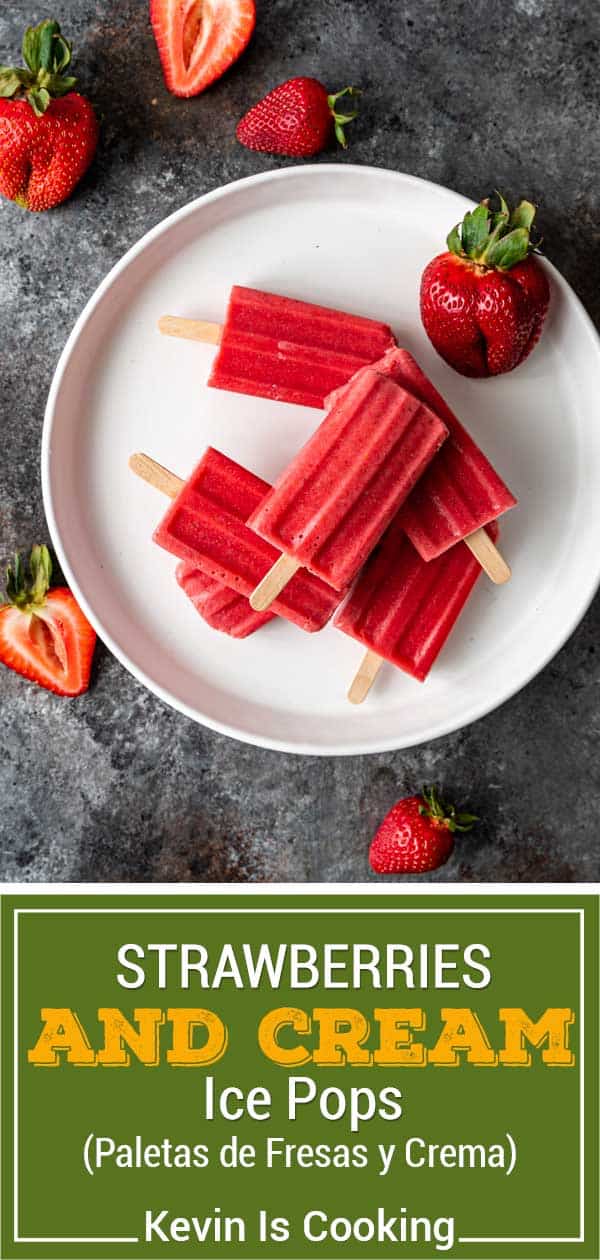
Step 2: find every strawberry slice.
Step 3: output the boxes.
[150,0,256,98]
[0,545,96,696]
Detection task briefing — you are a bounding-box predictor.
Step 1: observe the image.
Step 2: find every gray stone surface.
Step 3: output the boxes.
[1,0,599,883]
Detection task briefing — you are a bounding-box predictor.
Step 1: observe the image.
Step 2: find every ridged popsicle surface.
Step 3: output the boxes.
[355,347,517,558]
[208,285,396,408]
[176,562,273,638]
[248,369,448,590]
[153,447,343,632]
[335,518,499,681]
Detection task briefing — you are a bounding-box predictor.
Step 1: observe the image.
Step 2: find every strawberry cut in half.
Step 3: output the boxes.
[150,0,256,98]
[0,545,96,696]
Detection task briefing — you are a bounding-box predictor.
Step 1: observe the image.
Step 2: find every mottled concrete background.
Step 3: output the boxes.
[1,0,599,882]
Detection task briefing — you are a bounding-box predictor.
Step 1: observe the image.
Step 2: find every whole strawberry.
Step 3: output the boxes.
[0,545,96,696]
[237,77,360,157]
[369,786,477,875]
[420,194,550,377]
[0,19,98,211]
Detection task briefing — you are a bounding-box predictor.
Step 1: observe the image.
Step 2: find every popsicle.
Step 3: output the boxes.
[158,285,396,409]
[335,516,499,703]
[176,562,274,638]
[327,346,515,581]
[129,449,343,633]
[248,368,448,609]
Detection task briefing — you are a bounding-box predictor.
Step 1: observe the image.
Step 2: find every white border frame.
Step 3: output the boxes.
[5,890,588,1254]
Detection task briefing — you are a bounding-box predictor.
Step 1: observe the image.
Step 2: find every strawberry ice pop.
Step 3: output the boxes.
[176,562,274,639]
[248,368,448,609]
[335,516,499,703]
[327,347,515,581]
[138,448,343,632]
[159,285,396,409]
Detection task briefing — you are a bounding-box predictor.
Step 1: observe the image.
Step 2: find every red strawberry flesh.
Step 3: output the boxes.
[150,0,256,98]
[0,546,96,696]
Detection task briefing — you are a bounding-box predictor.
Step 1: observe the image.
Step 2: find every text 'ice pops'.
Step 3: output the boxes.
[176,562,274,638]
[335,517,499,703]
[131,448,343,632]
[248,368,449,609]
[159,285,396,409]
[328,347,515,578]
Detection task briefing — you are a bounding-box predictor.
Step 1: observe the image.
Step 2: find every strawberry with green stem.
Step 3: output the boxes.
[236,78,361,157]
[0,545,96,696]
[369,786,477,875]
[0,18,98,211]
[420,193,550,377]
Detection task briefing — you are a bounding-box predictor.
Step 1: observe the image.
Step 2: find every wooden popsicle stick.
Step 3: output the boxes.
[158,315,222,345]
[130,453,301,612]
[250,553,301,611]
[129,452,183,499]
[465,527,511,585]
[348,650,384,704]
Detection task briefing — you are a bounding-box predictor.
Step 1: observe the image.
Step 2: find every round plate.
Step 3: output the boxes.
[42,165,600,755]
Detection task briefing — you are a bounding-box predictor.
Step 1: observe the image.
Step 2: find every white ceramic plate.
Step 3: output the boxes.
[42,165,600,755]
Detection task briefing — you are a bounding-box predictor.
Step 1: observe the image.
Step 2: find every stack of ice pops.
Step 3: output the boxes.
[131,286,517,703]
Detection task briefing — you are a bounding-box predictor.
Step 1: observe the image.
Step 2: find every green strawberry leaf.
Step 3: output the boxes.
[446,222,463,255]
[22,24,41,74]
[495,190,509,218]
[449,192,537,269]
[485,226,530,269]
[461,203,493,256]
[47,73,76,96]
[4,545,52,611]
[7,20,75,111]
[419,785,478,834]
[509,199,537,231]
[27,86,50,117]
[52,35,73,75]
[0,67,31,96]
[38,21,57,72]
[37,21,71,74]
[327,85,361,149]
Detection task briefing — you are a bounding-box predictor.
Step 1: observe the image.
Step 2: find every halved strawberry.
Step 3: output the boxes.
[150,0,256,98]
[0,545,96,696]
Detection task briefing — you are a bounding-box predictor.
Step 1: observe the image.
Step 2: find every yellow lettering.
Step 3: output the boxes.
[27,1008,96,1067]
[429,1008,497,1067]
[96,1008,164,1066]
[258,1007,311,1066]
[166,1008,228,1066]
[499,1008,575,1066]
[373,1008,427,1066]
[313,1007,371,1066]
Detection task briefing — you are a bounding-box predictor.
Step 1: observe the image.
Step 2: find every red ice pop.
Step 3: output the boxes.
[146,447,343,632]
[176,562,274,639]
[328,347,515,579]
[160,286,396,410]
[248,368,448,609]
[335,516,499,703]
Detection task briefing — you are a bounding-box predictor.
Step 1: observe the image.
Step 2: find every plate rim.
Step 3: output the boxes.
[41,163,600,756]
